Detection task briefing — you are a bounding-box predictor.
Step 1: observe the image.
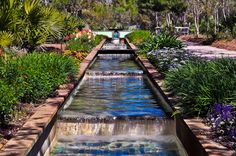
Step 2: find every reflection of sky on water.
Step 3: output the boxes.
[60,77,166,119]
[89,54,141,72]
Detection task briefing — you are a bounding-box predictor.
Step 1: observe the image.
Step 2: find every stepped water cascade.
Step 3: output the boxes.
[50,50,187,155]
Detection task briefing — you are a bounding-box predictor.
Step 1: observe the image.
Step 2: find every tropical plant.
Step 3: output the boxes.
[165,58,236,116]
[126,30,151,45]
[138,32,184,56]
[0,0,16,31]
[0,31,14,54]
[18,1,65,51]
[0,0,69,52]
[63,15,81,36]
[154,33,184,49]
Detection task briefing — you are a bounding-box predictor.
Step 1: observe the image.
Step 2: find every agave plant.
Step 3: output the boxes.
[0,31,14,56]
[0,31,14,48]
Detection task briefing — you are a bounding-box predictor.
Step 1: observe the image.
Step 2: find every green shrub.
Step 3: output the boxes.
[63,15,82,36]
[0,53,78,124]
[0,80,18,125]
[126,30,151,45]
[154,33,184,49]
[165,58,236,117]
[94,35,107,45]
[1,53,78,103]
[138,36,156,56]
[67,35,96,52]
[138,33,184,57]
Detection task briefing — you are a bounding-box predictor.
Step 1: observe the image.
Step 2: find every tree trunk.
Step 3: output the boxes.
[194,15,200,37]
[155,12,159,28]
[193,1,200,37]
[168,13,172,27]
[166,14,170,27]
[205,15,209,33]
[214,3,219,34]
[222,0,227,20]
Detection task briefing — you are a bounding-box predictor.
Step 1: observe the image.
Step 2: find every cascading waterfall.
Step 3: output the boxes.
[50,53,187,155]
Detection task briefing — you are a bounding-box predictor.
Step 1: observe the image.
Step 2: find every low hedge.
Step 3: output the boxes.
[0,80,18,125]
[0,53,78,124]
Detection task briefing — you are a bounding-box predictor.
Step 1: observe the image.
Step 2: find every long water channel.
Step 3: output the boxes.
[50,48,187,155]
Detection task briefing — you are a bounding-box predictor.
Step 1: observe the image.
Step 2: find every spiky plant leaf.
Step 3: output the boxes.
[0,31,13,48]
[24,0,40,15]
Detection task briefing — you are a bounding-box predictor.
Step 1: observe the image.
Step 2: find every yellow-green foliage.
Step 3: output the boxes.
[126,30,151,45]
[0,53,78,124]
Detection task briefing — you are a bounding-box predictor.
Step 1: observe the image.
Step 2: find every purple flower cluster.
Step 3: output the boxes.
[207,103,236,139]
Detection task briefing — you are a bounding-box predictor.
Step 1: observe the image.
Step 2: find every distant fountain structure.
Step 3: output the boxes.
[102,40,128,50]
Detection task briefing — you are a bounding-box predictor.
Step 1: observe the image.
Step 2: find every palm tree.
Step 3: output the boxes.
[16,0,65,51]
[0,0,66,52]
[0,0,16,54]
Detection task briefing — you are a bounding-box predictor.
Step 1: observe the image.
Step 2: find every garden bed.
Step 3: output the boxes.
[178,35,211,45]
[212,39,236,51]
[139,56,236,155]
[0,52,78,151]
[0,41,104,155]
[0,103,35,149]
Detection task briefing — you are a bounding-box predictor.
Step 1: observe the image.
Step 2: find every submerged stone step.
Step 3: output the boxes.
[51,135,186,156]
[86,70,144,76]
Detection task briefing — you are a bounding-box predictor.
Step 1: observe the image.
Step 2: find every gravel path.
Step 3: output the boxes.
[184,41,236,59]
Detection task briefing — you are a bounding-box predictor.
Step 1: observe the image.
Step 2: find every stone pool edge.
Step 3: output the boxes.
[0,39,106,156]
[126,39,235,156]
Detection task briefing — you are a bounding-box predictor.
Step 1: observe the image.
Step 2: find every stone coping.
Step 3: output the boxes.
[185,119,235,156]
[125,39,236,156]
[0,39,106,156]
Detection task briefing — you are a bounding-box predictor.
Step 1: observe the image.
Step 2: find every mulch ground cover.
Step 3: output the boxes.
[0,103,35,150]
[179,35,236,51]
[211,39,236,51]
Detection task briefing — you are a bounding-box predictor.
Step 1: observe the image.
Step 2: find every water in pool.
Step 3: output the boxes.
[87,54,143,76]
[60,76,166,120]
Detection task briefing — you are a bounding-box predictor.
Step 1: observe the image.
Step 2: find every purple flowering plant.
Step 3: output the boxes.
[207,103,236,141]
